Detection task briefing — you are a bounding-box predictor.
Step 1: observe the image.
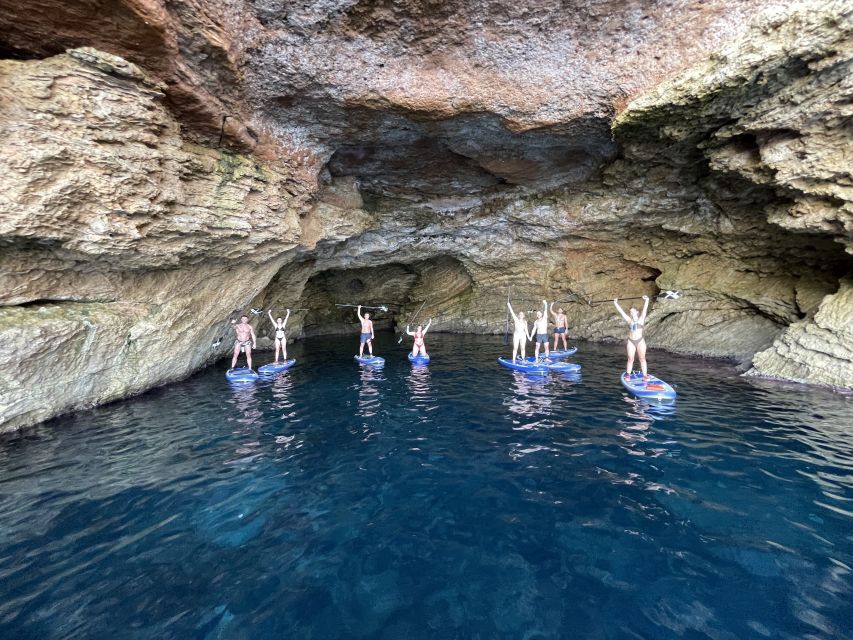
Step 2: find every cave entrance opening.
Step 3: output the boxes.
[263,256,475,338]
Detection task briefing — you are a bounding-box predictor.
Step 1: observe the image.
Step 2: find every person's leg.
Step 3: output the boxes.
[534,340,541,359]
[637,340,648,378]
[553,332,558,351]
[231,343,240,368]
[274,339,280,364]
[520,337,527,361]
[420,345,428,357]
[561,332,568,350]
[625,340,636,375]
[512,334,520,361]
[359,337,365,357]
[282,339,287,360]
[246,346,253,370]
[367,338,373,356]
[544,337,550,358]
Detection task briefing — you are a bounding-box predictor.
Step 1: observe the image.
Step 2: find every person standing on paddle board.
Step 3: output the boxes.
[267,309,290,365]
[406,318,432,357]
[230,315,257,371]
[507,302,530,362]
[532,300,550,360]
[550,302,569,351]
[614,295,650,380]
[357,305,375,358]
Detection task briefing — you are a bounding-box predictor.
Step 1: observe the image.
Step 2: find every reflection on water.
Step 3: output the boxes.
[405,365,437,418]
[1,335,852,640]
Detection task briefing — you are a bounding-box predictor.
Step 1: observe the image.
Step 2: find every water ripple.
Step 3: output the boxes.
[0,335,851,639]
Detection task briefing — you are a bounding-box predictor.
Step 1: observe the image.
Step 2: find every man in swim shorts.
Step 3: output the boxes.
[230,315,257,371]
[532,299,550,360]
[357,305,375,357]
[550,302,569,351]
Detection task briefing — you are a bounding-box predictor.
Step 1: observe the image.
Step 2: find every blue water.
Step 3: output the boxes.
[1,334,852,639]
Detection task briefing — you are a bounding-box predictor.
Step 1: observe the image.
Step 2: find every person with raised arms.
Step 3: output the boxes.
[406,318,432,357]
[550,302,569,351]
[532,299,550,360]
[230,314,257,371]
[267,308,290,365]
[356,304,375,357]
[506,301,530,362]
[614,295,650,380]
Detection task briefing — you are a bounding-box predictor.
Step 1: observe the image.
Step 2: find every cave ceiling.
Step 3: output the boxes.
[0,0,778,199]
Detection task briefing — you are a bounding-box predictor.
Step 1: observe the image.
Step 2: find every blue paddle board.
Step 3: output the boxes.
[497,357,549,375]
[621,372,676,401]
[355,355,385,366]
[524,357,581,372]
[226,367,258,384]
[547,347,578,359]
[408,353,430,365]
[258,359,296,375]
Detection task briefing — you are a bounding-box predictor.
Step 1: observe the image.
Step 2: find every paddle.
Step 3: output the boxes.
[586,290,681,306]
[398,299,427,344]
[504,285,512,345]
[334,303,391,312]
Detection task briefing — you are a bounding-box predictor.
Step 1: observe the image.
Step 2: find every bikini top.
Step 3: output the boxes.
[630,321,644,332]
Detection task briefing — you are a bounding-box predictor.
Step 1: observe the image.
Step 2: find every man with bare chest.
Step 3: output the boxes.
[550,302,570,351]
[230,315,257,371]
[356,305,375,357]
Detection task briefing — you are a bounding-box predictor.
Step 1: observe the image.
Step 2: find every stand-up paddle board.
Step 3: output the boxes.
[408,353,430,365]
[621,372,676,401]
[546,347,578,359]
[497,357,549,375]
[258,359,296,375]
[524,357,581,372]
[226,368,258,383]
[355,355,385,366]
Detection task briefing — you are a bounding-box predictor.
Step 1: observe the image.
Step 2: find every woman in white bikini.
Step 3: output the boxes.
[267,309,290,364]
[406,318,433,357]
[506,302,530,362]
[614,295,649,380]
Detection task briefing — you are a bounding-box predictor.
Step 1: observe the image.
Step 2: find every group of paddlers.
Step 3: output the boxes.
[507,297,650,379]
[228,297,651,379]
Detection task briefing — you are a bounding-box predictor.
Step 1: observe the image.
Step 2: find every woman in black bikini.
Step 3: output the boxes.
[267,308,290,364]
[614,295,650,380]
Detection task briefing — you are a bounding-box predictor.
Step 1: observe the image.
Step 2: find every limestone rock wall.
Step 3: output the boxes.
[0,50,321,431]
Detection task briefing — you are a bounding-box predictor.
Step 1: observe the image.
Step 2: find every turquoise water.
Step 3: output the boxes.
[1,334,852,639]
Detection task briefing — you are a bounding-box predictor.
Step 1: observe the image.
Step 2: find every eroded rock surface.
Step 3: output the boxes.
[1,0,852,431]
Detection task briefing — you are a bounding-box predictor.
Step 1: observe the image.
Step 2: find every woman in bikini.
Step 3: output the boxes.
[506,302,530,362]
[614,295,649,380]
[267,308,290,364]
[406,318,433,357]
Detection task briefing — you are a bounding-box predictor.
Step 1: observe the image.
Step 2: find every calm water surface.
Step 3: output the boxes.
[1,334,852,639]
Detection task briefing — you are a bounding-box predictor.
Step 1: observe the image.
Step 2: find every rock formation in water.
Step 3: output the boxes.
[0,0,851,431]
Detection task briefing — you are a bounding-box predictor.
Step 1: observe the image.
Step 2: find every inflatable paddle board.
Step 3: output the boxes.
[225,367,259,384]
[355,355,385,366]
[497,357,549,375]
[546,347,578,359]
[258,359,296,375]
[621,372,676,401]
[408,353,430,365]
[524,357,581,372]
